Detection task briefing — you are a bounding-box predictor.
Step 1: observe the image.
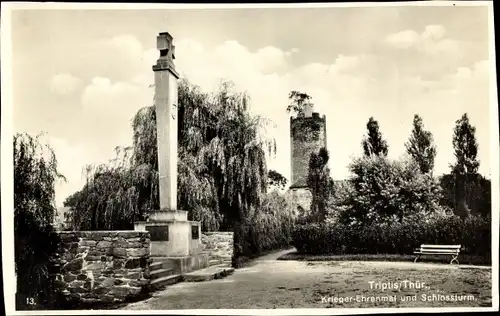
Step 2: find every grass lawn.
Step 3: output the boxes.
[278,251,491,266]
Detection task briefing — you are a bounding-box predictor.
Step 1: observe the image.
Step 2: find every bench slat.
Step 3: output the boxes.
[420,244,461,249]
[419,249,459,254]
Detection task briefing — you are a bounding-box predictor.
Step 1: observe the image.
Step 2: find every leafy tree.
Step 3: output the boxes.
[405,114,437,174]
[286,91,314,117]
[448,113,480,218]
[307,147,332,222]
[14,133,65,309]
[451,113,480,175]
[267,169,287,190]
[362,117,388,157]
[339,155,443,225]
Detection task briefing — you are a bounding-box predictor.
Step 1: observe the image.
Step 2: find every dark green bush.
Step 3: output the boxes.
[233,191,295,267]
[292,215,491,259]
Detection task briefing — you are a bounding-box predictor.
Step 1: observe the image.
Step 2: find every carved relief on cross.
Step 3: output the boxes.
[157,32,176,63]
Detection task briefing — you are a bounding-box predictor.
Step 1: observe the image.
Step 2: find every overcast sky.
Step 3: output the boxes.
[10,4,494,207]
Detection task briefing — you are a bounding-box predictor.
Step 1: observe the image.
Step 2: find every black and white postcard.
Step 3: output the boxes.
[1,1,498,315]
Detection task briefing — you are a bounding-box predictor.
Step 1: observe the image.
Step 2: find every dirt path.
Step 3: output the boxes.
[121,250,492,310]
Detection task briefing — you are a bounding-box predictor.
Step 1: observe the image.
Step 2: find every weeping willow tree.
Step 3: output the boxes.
[131,79,277,234]
[63,146,143,230]
[65,79,276,235]
[14,133,65,309]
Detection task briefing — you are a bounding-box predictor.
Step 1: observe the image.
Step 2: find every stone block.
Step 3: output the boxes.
[63,258,83,272]
[81,298,98,304]
[93,235,105,241]
[77,247,90,254]
[100,278,116,288]
[87,249,100,256]
[117,231,141,238]
[63,273,77,282]
[128,267,143,272]
[101,295,116,303]
[93,286,108,295]
[85,255,102,261]
[124,258,141,269]
[80,231,112,238]
[109,286,140,298]
[129,279,149,287]
[96,241,113,249]
[127,248,148,257]
[127,271,141,279]
[112,247,127,258]
[116,241,142,248]
[80,240,97,247]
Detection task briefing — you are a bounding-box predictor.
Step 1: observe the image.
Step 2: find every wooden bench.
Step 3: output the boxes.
[413,244,461,264]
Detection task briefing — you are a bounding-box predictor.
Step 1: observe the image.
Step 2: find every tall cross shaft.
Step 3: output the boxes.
[134,32,204,260]
[152,32,180,216]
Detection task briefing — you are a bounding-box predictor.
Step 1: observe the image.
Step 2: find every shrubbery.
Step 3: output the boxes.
[233,190,296,266]
[292,215,490,259]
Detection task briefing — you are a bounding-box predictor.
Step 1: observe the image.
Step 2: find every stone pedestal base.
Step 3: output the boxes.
[135,210,203,257]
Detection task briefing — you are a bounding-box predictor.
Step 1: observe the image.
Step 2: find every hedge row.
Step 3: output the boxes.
[292,215,491,258]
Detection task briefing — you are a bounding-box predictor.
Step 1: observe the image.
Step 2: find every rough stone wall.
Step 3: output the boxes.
[201,232,233,264]
[290,113,327,188]
[52,231,151,305]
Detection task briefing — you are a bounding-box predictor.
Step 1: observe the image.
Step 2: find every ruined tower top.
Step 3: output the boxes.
[153,32,178,77]
[289,112,327,189]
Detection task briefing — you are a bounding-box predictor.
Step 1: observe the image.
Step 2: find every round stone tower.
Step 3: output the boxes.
[289,111,327,213]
